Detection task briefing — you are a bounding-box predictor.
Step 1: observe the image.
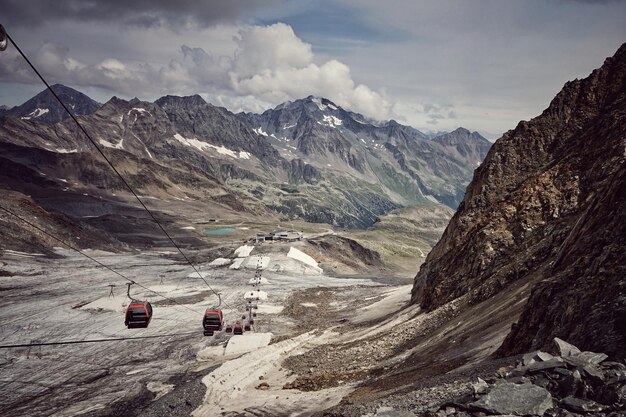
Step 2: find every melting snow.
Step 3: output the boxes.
[360,138,366,144]
[224,333,273,356]
[234,245,254,258]
[229,258,246,270]
[180,226,196,230]
[56,178,68,183]
[128,108,149,116]
[282,123,297,130]
[99,138,124,150]
[21,108,49,120]
[209,258,232,267]
[253,127,268,136]
[287,247,322,274]
[56,148,78,153]
[174,133,246,159]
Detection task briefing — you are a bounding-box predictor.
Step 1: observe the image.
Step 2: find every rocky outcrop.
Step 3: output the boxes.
[412,44,626,359]
[428,338,626,417]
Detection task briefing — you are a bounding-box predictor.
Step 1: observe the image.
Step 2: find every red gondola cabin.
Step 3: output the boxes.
[203,309,224,336]
[125,300,153,328]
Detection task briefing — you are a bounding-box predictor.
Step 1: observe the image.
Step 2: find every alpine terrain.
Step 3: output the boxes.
[1,22,625,417]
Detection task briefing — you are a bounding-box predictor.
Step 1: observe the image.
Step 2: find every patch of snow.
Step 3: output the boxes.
[360,138,366,144]
[229,258,246,270]
[282,123,297,130]
[287,247,320,270]
[209,258,232,267]
[242,256,270,270]
[239,151,251,159]
[128,108,149,116]
[56,178,68,183]
[239,227,250,230]
[224,333,273,356]
[193,331,351,416]
[180,226,196,230]
[327,164,332,167]
[174,133,239,158]
[21,108,49,120]
[320,115,342,127]
[186,271,211,278]
[327,103,338,110]
[253,127,268,136]
[99,138,124,150]
[300,302,318,308]
[126,368,147,375]
[234,245,254,258]
[56,148,78,153]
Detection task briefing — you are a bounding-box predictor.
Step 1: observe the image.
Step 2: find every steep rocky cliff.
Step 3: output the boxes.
[412,43,626,359]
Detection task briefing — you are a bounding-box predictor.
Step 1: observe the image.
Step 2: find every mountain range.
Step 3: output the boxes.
[0,87,490,253]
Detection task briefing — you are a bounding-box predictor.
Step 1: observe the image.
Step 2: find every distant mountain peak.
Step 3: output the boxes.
[155,94,207,109]
[3,84,101,124]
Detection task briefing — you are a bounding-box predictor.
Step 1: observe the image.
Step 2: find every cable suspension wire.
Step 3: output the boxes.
[0,204,200,316]
[4,29,235,313]
[0,331,199,349]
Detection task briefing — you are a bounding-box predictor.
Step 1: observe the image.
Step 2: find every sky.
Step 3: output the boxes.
[0,0,625,137]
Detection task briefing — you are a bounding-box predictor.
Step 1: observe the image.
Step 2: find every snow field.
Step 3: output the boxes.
[234,245,254,258]
[193,330,352,417]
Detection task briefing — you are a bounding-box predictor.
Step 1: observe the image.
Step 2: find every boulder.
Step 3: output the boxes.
[560,396,605,413]
[553,338,581,357]
[469,383,553,416]
[472,377,489,396]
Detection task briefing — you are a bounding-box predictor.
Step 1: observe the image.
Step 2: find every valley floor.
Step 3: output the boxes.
[0,242,515,417]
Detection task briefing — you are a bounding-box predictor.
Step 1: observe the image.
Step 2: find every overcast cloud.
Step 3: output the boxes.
[1,0,625,135]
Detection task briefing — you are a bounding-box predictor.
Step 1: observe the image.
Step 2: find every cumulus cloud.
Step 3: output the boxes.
[0,23,392,120]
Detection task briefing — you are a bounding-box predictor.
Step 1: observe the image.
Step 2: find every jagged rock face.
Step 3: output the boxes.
[3,84,100,123]
[412,44,626,359]
[155,95,283,166]
[239,96,491,209]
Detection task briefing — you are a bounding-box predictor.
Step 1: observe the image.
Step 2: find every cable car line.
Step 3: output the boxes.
[0,204,200,316]
[4,29,234,313]
[0,331,199,349]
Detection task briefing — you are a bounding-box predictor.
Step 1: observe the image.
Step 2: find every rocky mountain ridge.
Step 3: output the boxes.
[412,43,626,359]
[0,87,490,230]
